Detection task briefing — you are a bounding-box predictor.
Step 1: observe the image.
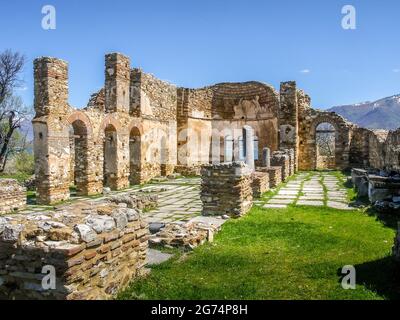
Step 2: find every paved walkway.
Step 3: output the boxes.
[140,178,202,223]
[259,172,352,210]
[18,172,352,224]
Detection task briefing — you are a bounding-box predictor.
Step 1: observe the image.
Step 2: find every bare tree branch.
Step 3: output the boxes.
[0,50,25,105]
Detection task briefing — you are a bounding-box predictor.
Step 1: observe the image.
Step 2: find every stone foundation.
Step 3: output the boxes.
[251,172,270,198]
[149,221,217,250]
[0,179,26,215]
[174,165,201,177]
[0,198,149,300]
[257,166,282,188]
[200,162,253,217]
[351,168,369,197]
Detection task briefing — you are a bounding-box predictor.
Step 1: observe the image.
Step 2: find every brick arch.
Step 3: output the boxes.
[310,113,347,134]
[127,119,144,136]
[100,116,122,136]
[67,111,93,136]
[310,112,352,170]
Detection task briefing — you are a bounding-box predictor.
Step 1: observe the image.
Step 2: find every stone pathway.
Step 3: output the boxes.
[141,179,202,224]
[261,172,352,210]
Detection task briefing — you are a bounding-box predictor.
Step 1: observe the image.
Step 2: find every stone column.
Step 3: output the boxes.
[262,147,271,168]
[105,53,131,114]
[279,81,299,171]
[243,125,255,171]
[33,57,71,205]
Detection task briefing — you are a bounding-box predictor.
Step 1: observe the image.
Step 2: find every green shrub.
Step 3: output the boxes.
[14,151,34,175]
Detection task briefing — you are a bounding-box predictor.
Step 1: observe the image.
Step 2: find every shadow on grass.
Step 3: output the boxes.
[365,207,400,230]
[337,256,400,300]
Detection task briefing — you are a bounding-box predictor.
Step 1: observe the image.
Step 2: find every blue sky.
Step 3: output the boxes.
[2,0,400,109]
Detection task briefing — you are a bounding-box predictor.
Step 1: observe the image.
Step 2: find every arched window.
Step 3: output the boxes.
[254,136,259,160]
[224,135,234,162]
[238,136,245,161]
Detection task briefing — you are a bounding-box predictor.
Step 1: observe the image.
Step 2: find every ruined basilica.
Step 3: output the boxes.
[32,53,400,205]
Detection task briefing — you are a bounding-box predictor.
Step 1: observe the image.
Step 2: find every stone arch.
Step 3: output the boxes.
[100,116,122,136]
[128,119,144,137]
[103,123,118,189]
[309,113,352,170]
[67,111,93,136]
[69,119,91,195]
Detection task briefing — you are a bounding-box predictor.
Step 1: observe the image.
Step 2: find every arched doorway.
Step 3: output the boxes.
[104,124,118,189]
[316,122,336,169]
[69,119,89,196]
[129,127,141,184]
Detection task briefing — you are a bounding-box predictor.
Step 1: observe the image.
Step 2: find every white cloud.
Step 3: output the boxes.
[300,69,311,74]
[393,69,400,73]
[16,86,28,91]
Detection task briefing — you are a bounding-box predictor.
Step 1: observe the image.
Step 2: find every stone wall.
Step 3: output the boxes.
[316,156,336,170]
[0,197,149,300]
[200,162,253,217]
[279,82,299,170]
[0,179,26,215]
[257,166,282,188]
[251,172,270,198]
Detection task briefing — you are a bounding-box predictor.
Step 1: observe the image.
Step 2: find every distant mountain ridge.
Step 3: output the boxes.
[328,94,400,130]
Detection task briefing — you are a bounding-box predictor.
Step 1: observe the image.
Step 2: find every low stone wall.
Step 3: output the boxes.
[251,172,270,198]
[200,162,253,217]
[0,179,27,215]
[271,152,290,181]
[109,192,158,211]
[257,166,282,188]
[174,165,201,176]
[0,198,149,300]
[351,168,369,197]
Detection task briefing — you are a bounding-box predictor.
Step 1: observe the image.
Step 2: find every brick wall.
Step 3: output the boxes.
[0,179,26,215]
[0,198,149,300]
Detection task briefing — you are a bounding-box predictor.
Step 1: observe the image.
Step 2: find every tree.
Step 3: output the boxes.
[0,49,30,172]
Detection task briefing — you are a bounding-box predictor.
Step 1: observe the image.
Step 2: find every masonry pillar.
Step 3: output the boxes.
[279,81,299,172]
[262,147,271,168]
[105,53,131,113]
[33,57,71,204]
[104,53,130,190]
[243,126,255,171]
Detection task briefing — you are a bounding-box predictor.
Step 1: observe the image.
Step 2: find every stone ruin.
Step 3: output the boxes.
[30,52,400,208]
[0,51,400,298]
[0,179,26,215]
[0,193,155,300]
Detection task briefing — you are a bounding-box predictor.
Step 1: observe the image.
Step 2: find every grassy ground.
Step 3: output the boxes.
[118,171,400,300]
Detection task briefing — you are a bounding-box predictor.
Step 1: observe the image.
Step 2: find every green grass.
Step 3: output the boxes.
[0,173,31,183]
[119,198,399,300]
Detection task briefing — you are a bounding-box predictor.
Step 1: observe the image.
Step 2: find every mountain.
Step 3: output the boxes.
[328,95,400,130]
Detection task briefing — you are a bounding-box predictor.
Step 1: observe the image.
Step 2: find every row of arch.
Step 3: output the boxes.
[68,112,143,195]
